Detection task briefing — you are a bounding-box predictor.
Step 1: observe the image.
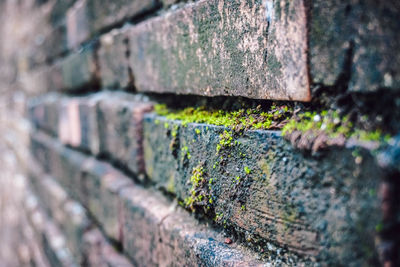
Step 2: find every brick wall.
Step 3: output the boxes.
[2,0,400,266]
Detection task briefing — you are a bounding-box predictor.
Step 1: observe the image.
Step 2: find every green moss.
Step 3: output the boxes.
[282,110,391,142]
[375,222,384,232]
[195,128,201,135]
[216,130,234,153]
[181,145,191,160]
[184,164,213,213]
[154,104,292,131]
[244,166,251,174]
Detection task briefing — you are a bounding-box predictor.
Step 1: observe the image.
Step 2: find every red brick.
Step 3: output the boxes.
[97,92,153,176]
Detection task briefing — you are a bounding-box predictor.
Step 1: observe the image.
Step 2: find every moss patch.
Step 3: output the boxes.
[154,104,292,131]
[282,110,391,142]
[184,164,214,213]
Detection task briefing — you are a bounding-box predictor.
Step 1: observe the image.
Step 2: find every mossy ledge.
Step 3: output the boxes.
[154,104,391,152]
[154,103,292,131]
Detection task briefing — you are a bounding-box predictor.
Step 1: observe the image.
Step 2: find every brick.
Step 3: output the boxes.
[29,94,60,137]
[31,131,133,242]
[98,27,131,90]
[49,0,78,26]
[143,114,383,264]
[42,22,69,61]
[24,190,77,267]
[54,94,101,152]
[58,97,82,147]
[81,158,133,242]
[61,45,99,91]
[119,186,170,265]
[82,228,133,267]
[77,94,103,154]
[20,63,63,95]
[309,1,400,92]
[28,161,91,264]
[128,0,310,101]
[30,131,269,265]
[97,92,153,175]
[86,0,158,34]
[66,0,90,50]
[120,185,266,266]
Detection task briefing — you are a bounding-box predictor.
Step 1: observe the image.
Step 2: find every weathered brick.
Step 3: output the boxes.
[82,228,133,267]
[309,1,400,92]
[30,131,268,265]
[97,92,153,175]
[31,131,132,242]
[49,0,78,26]
[77,94,102,154]
[29,170,69,225]
[42,22,69,61]
[61,45,99,92]
[119,186,170,265]
[29,94,60,137]
[143,113,382,265]
[66,0,90,50]
[86,0,158,34]
[81,158,133,242]
[20,63,63,95]
[159,209,268,266]
[128,0,310,101]
[20,213,51,267]
[29,164,91,264]
[24,190,77,267]
[120,185,265,266]
[98,27,131,90]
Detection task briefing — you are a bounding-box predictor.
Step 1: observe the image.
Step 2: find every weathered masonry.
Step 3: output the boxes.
[2,0,400,266]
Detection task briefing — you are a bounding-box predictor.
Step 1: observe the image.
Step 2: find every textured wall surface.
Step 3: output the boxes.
[0,0,399,266]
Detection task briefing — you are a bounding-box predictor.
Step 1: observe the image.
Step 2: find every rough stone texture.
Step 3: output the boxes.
[82,228,133,267]
[143,114,383,265]
[97,92,153,175]
[98,27,132,90]
[128,0,310,101]
[310,0,400,92]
